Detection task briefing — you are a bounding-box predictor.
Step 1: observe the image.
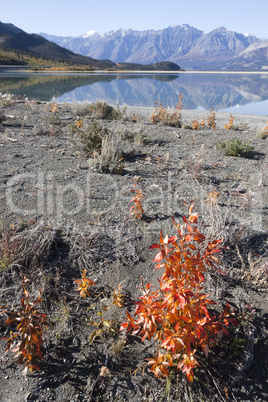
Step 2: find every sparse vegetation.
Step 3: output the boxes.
[257,121,268,139]
[74,268,96,298]
[0,276,47,378]
[71,102,92,117]
[90,134,124,173]
[191,119,200,130]
[90,102,127,120]
[207,107,216,129]
[87,297,121,344]
[151,94,183,127]
[78,121,107,156]
[217,137,254,157]
[224,114,235,130]
[0,96,267,401]
[0,224,21,271]
[235,246,268,288]
[182,144,207,179]
[129,176,145,219]
[134,131,153,146]
[223,115,249,131]
[0,92,16,107]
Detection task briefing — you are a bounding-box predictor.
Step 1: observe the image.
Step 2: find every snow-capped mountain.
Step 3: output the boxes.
[40,25,267,70]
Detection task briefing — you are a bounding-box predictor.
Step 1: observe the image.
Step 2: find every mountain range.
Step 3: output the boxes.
[0,21,180,71]
[40,24,268,71]
[0,22,113,68]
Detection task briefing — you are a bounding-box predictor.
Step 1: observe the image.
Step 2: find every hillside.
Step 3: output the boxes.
[0,22,114,68]
[40,24,268,71]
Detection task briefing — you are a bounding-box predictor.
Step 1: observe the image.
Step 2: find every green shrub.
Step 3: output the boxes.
[91,102,114,119]
[89,134,124,174]
[217,138,254,157]
[182,122,192,130]
[49,116,61,127]
[79,121,108,156]
[135,131,153,146]
[72,102,92,117]
[90,102,126,120]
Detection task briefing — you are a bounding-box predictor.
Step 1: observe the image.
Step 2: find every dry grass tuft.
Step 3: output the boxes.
[182,144,207,179]
[235,246,268,288]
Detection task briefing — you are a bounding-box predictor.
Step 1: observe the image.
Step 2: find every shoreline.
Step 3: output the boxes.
[1,65,268,74]
[120,105,268,123]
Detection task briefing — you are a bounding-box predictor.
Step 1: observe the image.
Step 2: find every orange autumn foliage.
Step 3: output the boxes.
[120,201,237,382]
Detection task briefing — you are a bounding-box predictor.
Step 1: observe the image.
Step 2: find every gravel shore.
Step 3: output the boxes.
[0,99,267,401]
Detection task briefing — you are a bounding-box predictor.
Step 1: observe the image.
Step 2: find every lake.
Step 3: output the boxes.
[0,71,268,115]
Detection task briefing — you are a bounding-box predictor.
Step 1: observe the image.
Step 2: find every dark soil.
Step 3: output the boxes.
[0,98,267,401]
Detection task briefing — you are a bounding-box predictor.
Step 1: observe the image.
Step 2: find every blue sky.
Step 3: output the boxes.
[1,0,267,39]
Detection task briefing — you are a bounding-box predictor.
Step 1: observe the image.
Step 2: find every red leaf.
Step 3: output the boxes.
[149,243,160,249]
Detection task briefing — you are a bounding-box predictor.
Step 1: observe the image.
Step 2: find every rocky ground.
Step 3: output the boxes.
[0,97,267,401]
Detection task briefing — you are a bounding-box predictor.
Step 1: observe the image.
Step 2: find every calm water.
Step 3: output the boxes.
[0,71,268,115]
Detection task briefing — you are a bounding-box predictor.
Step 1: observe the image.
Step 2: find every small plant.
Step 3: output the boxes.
[49,114,61,126]
[131,112,139,123]
[74,268,96,298]
[151,94,183,127]
[183,144,207,179]
[113,282,126,308]
[90,134,124,174]
[0,276,47,377]
[257,121,268,139]
[238,122,249,131]
[224,115,235,130]
[91,101,114,119]
[52,297,71,329]
[87,298,120,343]
[207,107,216,129]
[256,129,268,139]
[79,121,107,156]
[150,100,165,125]
[71,102,92,117]
[76,118,83,128]
[50,102,59,114]
[205,191,220,205]
[0,92,15,107]
[235,247,268,288]
[135,131,153,146]
[49,125,61,137]
[120,201,237,382]
[130,176,145,219]
[191,120,200,131]
[90,101,126,120]
[200,119,206,128]
[0,224,21,271]
[217,138,254,157]
[182,122,192,130]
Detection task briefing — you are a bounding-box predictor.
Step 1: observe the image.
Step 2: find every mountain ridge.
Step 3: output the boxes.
[0,21,182,71]
[40,25,268,70]
[0,21,114,68]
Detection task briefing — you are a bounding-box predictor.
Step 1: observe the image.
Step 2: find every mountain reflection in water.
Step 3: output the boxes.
[0,72,267,114]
